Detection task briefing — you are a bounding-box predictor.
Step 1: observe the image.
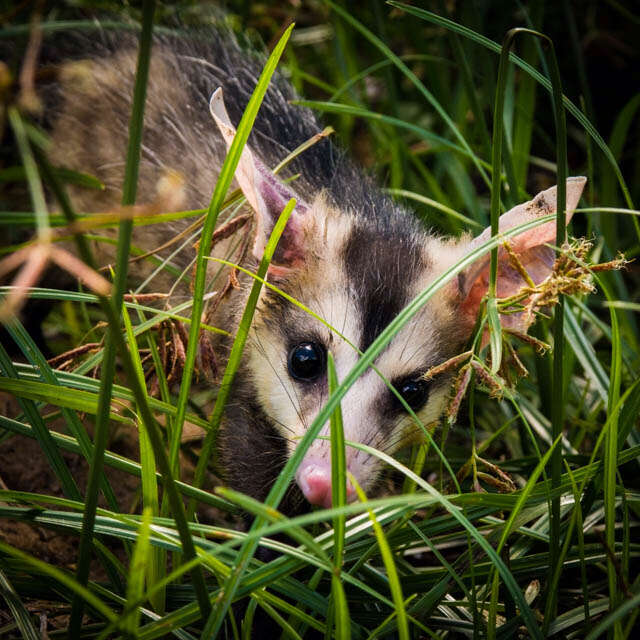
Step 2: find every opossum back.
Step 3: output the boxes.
[44,27,376,304]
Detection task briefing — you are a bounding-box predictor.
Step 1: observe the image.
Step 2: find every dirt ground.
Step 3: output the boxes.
[0,391,227,630]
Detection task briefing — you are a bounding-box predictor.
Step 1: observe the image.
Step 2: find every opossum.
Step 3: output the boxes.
[43,29,586,515]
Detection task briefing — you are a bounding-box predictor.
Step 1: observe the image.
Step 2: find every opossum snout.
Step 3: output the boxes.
[296,456,356,509]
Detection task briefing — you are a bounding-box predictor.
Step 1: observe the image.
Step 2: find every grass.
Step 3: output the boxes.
[0,1,639,638]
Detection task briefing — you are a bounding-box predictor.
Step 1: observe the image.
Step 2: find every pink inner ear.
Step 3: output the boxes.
[458,177,586,331]
[209,87,310,266]
[266,264,295,279]
[459,271,489,324]
[459,244,557,332]
[250,163,308,264]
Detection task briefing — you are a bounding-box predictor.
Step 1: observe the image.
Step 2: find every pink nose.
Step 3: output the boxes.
[296,458,356,508]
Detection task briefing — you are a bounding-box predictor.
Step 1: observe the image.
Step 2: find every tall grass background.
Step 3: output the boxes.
[0,1,638,638]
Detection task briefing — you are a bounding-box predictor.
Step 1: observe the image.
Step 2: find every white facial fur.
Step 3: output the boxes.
[243,200,458,498]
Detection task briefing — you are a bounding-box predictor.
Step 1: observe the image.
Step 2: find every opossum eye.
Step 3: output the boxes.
[288,342,326,382]
[395,378,430,412]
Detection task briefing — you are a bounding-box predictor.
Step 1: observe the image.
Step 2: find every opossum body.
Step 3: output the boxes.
[47,31,586,514]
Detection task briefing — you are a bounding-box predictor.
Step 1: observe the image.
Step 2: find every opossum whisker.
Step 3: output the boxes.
[251,331,307,432]
[398,315,421,363]
[267,416,298,442]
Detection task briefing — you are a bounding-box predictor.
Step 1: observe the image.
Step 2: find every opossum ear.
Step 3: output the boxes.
[456,177,586,331]
[209,88,308,267]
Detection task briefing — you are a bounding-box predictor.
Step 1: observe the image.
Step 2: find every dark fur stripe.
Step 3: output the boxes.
[343,225,427,352]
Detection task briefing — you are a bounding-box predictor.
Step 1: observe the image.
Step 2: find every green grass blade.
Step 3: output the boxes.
[0,564,40,640]
[70,1,158,631]
[406,519,472,603]
[352,480,408,640]
[121,303,164,614]
[565,461,591,631]
[602,278,623,635]
[328,352,350,640]
[0,344,81,501]
[190,197,296,513]
[198,199,298,634]
[215,488,329,561]
[2,319,119,508]
[242,599,259,640]
[487,296,502,373]
[328,352,347,563]
[584,593,640,640]
[121,507,153,634]
[386,188,483,229]
[0,413,233,511]
[327,0,490,190]
[0,376,122,420]
[0,541,118,624]
[7,107,50,242]
[496,435,563,554]
[547,31,569,633]
[330,573,351,640]
[387,2,638,219]
[170,23,295,480]
[564,304,609,402]
[294,100,487,168]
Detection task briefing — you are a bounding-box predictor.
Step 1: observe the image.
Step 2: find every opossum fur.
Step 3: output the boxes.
[43,29,586,515]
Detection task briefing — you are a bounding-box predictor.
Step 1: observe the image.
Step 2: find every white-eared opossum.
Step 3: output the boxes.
[45,30,585,515]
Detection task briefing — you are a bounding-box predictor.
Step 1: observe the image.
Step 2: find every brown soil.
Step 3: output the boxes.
[0,392,226,631]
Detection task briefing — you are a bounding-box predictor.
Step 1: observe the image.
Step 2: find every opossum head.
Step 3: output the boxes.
[212,90,586,510]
